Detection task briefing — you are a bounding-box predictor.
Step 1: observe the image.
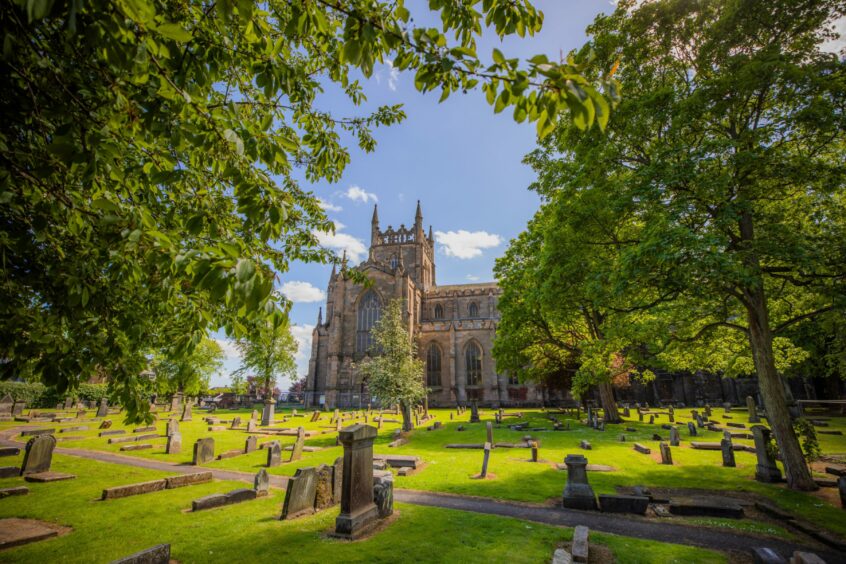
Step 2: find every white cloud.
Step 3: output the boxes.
[318,198,343,213]
[314,227,367,263]
[466,274,480,281]
[213,338,241,365]
[435,230,502,259]
[280,281,326,303]
[291,324,315,376]
[386,61,399,91]
[821,15,846,55]
[344,185,378,204]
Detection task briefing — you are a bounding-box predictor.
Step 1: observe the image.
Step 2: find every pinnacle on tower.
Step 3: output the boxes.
[371,204,380,247]
[428,225,433,243]
[415,200,422,221]
[415,200,424,238]
[317,306,323,325]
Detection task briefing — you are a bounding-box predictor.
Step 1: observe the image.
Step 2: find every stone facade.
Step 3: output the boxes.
[305,202,544,409]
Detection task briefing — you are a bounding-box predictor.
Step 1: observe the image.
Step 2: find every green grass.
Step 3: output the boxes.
[5,404,845,540]
[0,455,726,563]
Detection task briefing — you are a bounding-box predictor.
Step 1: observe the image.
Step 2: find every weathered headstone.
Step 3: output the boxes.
[486,421,494,446]
[261,400,275,426]
[166,419,179,437]
[99,419,113,429]
[267,441,282,467]
[166,433,182,454]
[245,435,257,453]
[110,543,171,564]
[669,426,680,447]
[181,402,192,422]
[289,426,306,462]
[531,441,539,462]
[572,525,589,563]
[20,434,56,475]
[254,469,269,497]
[752,425,782,483]
[562,454,597,510]
[469,401,480,423]
[478,442,492,478]
[231,416,241,429]
[96,398,109,418]
[721,433,736,467]
[280,466,318,520]
[247,420,257,433]
[687,421,697,436]
[659,442,673,465]
[251,409,258,421]
[373,471,394,518]
[747,395,760,423]
[314,464,335,510]
[170,393,181,414]
[334,424,379,538]
[192,437,215,465]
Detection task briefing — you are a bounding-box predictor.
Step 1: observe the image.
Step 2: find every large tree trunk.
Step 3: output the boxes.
[745,287,817,491]
[599,382,621,423]
[400,400,413,432]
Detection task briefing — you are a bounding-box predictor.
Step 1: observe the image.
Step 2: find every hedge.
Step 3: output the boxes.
[0,381,109,408]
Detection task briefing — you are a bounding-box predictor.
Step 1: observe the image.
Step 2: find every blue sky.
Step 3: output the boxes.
[210,1,621,388]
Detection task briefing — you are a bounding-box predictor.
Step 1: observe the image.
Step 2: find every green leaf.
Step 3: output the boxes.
[155,23,193,43]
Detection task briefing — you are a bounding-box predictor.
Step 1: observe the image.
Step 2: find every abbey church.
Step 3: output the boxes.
[304,202,546,409]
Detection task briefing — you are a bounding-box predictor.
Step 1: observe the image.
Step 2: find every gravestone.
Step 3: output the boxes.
[170,393,181,414]
[659,442,673,465]
[181,402,192,422]
[111,544,171,564]
[669,426,680,447]
[166,419,179,437]
[290,427,305,462]
[373,471,394,518]
[255,468,270,497]
[721,433,736,467]
[231,416,241,429]
[704,404,712,416]
[251,409,258,421]
[696,414,705,428]
[479,442,492,478]
[96,398,109,418]
[280,467,317,520]
[0,395,12,418]
[63,397,73,410]
[638,411,644,422]
[687,422,697,436]
[267,441,282,467]
[247,420,257,433]
[648,415,655,424]
[469,401,480,423]
[562,454,597,510]
[486,421,494,445]
[261,400,275,426]
[245,435,257,453]
[333,456,343,502]
[314,464,335,510]
[747,396,760,423]
[531,441,539,462]
[166,433,182,454]
[20,435,56,475]
[192,438,215,465]
[334,424,379,539]
[752,425,782,483]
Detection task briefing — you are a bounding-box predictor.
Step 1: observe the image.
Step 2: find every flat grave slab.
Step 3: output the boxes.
[0,518,70,549]
[0,487,29,498]
[668,497,744,518]
[23,472,76,483]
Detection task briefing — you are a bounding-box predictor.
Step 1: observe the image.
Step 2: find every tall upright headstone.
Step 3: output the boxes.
[20,434,56,475]
[166,433,182,455]
[166,418,179,437]
[192,438,215,465]
[485,421,494,446]
[261,399,275,426]
[267,441,282,467]
[255,468,270,497]
[245,435,257,453]
[469,401,480,423]
[669,426,680,447]
[746,396,760,423]
[751,425,781,482]
[721,432,736,467]
[659,442,673,465]
[334,424,379,539]
[170,393,181,414]
[96,398,109,418]
[290,427,305,462]
[561,454,597,510]
[181,401,192,422]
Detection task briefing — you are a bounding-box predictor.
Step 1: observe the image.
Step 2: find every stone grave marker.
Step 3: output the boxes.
[166,419,179,437]
[231,416,241,429]
[469,401,480,423]
[486,421,494,446]
[245,435,257,453]
[687,421,697,436]
[280,467,317,520]
[562,454,597,510]
[247,420,257,433]
[267,441,282,467]
[373,471,394,518]
[20,435,56,475]
[659,442,673,465]
[669,426,680,446]
[255,469,269,497]
[192,438,215,465]
[261,400,275,426]
[334,424,379,538]
[289,427,305,462]
[478,442,492,478]
[181,402,192,422]
[314,464,335,510]
[747,395,760,423]
[752,425,782,483]
[721,432,736,467]
[96,398,109,418]
[166,433,182,455]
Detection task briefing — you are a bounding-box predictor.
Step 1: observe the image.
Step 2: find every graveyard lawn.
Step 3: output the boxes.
[0,454,727,563]
[3,406,845,540]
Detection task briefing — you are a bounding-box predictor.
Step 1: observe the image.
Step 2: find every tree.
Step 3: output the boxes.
[526,0,846,490]
[234,311,298,400]
[151,337,223,398]
[0,0,619,421]
[358,299,425,432]
[230,373,248,399]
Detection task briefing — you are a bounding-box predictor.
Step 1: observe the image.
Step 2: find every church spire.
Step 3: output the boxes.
[428,225,433,244]
[372,204,380,225]
[414,200,424,239]
[317,307,323,325]
[371,204,380,247]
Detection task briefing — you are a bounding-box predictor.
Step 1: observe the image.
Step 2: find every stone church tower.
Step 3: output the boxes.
[304,202,546,409]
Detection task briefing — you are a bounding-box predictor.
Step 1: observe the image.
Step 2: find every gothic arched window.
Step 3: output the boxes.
[433,304,444,320]
[468,302,479,318]
[356,290,381,353]
[465,342,482,385]
[426,343,442,387]
[390,256,398,270]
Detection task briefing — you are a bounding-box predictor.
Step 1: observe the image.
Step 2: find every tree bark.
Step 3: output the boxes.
[400,400,413,432]
[599,382,621,423]
[739,212,816,491]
